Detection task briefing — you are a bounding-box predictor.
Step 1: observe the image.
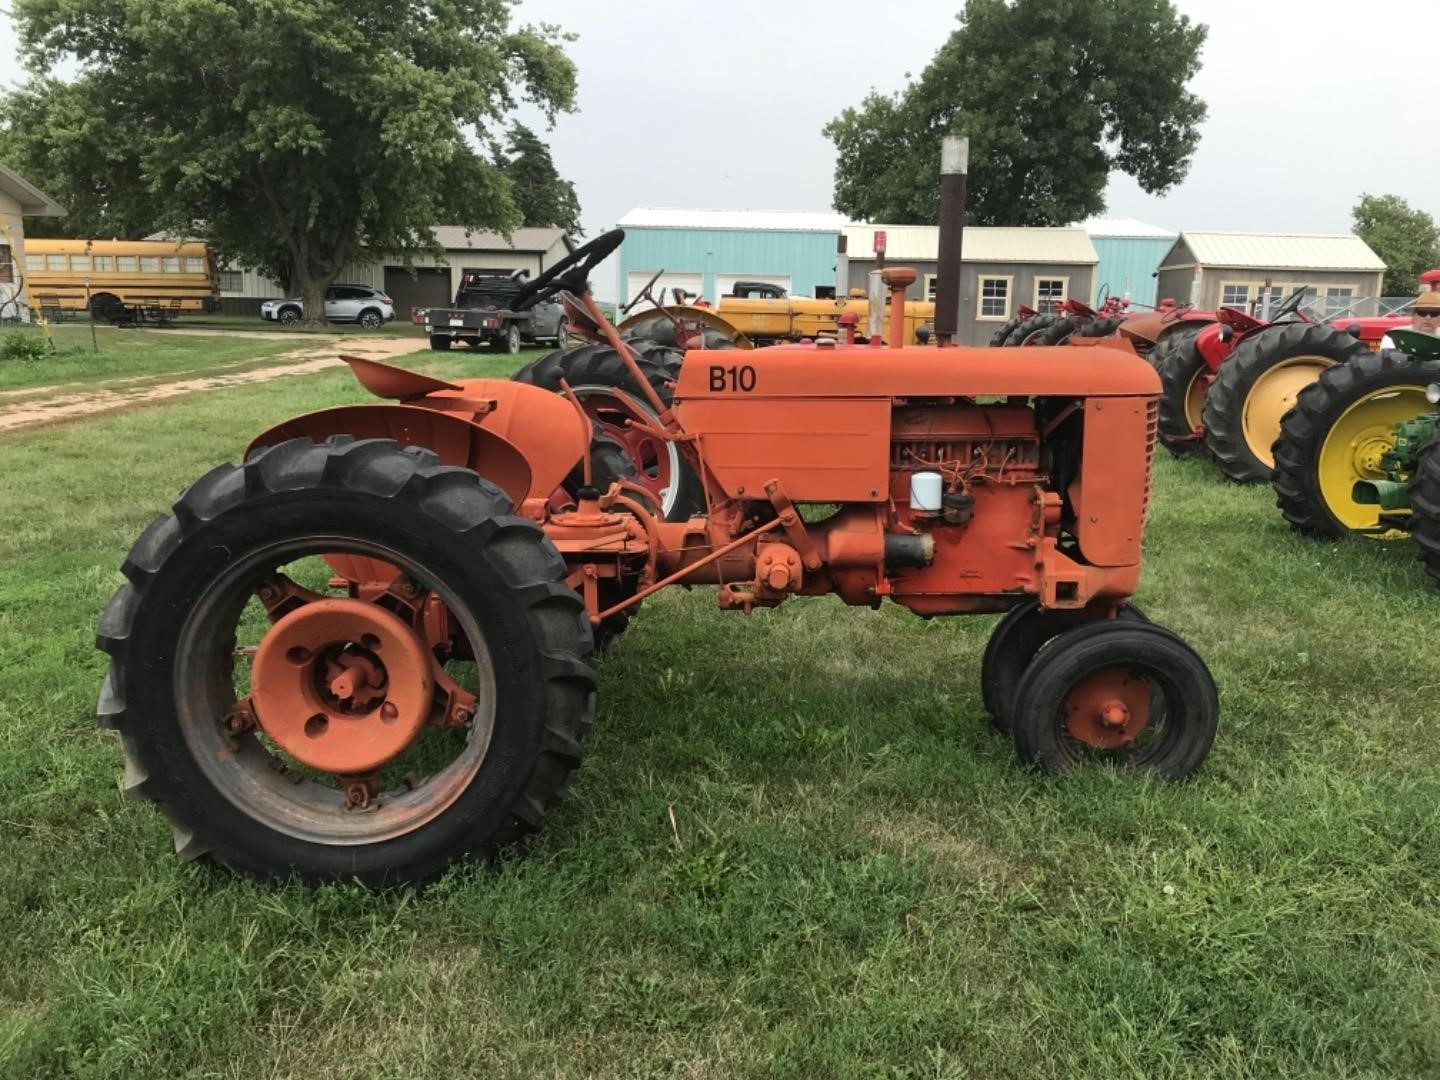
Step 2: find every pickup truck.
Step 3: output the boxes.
[423,269,567,352]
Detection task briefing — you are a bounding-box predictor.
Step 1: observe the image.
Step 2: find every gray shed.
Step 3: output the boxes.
[843,225,1099,345]
[1154,232,1386,318]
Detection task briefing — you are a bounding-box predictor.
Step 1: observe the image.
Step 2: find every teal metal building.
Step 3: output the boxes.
[1081,219,1177,308]
[615,208,847,305]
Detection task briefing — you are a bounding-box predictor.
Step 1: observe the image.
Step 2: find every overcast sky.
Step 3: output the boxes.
[3,0,1436,299]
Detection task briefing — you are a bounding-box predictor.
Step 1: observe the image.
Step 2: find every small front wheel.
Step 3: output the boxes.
[1010,621,1217,780]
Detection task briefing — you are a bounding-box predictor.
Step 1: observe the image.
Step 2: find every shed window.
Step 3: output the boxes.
[1034,277,1067,309]
[1324,287,1354,317]
[0,245,11,284]
[218,269,245,292]
[977,277,1011,320]
[1220,284,1250,310]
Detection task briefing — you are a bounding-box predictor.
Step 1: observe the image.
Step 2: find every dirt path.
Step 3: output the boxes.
[0,335,425,432]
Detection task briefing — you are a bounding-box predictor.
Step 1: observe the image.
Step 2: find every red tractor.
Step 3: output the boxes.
[97,231,1218,885]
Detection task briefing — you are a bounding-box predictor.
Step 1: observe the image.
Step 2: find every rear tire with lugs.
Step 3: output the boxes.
[96,436,595,886]
[513,341,703,522]
[1153,324,1209,458]
[1204,322,1366,484]
[1411,439,1440,587]
[1272,350,1440,539]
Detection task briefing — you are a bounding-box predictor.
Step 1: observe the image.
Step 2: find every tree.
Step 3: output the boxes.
[499,124,582,236]
[1,0,577,325]
[1352,194,1440,298]
[823,0,1208,226]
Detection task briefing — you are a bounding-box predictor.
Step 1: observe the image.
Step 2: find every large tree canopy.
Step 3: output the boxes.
[824,0,1208,226]
[1351,193,1440,298]
[0,0,576,322]
[499,123,582,236]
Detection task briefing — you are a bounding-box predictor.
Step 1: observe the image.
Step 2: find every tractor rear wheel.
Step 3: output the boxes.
[513,341,703,522]
[980,600,1147,735]
[1153,325,1209,458]
[1075,315,1125,339]
[96,436,595,885]
[1271,350,1440,539]
[989,315,1024,346]
[1004,312,1058,346]
[1203,323,1366,484]
[1411,439,1440,587]
[1035,316,1080,346]
[1010,621,1218,781]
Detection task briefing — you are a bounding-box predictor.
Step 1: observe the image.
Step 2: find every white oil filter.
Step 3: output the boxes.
[910,471,943,512]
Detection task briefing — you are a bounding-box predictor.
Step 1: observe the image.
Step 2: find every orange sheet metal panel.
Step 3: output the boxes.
[676,397,891,501]
[671,343,1159,401]
[1069,396,1155,567]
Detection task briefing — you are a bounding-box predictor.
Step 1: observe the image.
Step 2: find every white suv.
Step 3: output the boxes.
[260,285,395,328]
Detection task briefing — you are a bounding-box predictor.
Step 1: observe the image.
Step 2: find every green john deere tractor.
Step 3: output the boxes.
[1271,329,1440,586]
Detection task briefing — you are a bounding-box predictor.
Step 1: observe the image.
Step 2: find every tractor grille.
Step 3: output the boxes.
[1141,398,1158,523]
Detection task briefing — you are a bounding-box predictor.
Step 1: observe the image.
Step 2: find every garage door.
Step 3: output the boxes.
[626,271,703,307]
[384,266,453,321]
[716,273,792,298]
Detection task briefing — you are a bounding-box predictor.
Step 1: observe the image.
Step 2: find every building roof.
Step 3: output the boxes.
[843,224,1098,265]
[618,207,849,233]
[1164,231,1386,272]
[432,225,566,252]
[1078,217,1176,239]
[0,163,65,217]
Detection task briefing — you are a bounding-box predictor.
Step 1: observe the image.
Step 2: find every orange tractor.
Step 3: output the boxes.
[97,230,1218,885]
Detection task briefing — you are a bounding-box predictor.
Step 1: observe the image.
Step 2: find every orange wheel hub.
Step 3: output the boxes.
[250,598,434,774]
[1062,667,1151,749]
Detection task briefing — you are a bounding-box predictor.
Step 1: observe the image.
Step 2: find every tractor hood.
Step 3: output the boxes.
[672,340,1159,400]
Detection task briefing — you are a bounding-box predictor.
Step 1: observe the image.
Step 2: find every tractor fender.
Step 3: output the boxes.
[617,305,755,349]
[247,391,587,510]
[1193,323,1231,371]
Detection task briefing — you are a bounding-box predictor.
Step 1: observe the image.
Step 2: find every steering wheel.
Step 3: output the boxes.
[622,269,663,315]
[511,228,625,311]
[1096,282,1111,308]
[1271,287,1308,321]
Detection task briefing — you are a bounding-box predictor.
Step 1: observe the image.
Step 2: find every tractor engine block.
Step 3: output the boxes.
[888,401,1045,502]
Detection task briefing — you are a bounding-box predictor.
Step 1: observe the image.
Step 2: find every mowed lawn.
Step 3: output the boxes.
[0,323,337,393]
[1,344,1438,1078]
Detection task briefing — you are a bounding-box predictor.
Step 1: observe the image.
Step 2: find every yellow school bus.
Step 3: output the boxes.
[21,238,219,319]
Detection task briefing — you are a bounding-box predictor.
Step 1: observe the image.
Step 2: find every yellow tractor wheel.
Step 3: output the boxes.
[1271,350,1440,539]
[1202,322,1367,484]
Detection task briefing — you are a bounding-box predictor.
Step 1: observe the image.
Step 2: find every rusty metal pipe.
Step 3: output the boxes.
[934,135,968,347]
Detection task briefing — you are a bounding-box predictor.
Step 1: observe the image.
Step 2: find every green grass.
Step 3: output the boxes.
[0,323,313,393]
[2,362,1439,1077]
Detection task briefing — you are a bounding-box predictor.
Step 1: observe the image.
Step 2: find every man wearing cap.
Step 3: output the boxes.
[1381,292,1440,349]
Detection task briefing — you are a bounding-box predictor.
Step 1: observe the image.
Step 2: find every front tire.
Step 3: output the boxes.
[278,307,302,326]
[981,601,1147,734]
[1010,621,1218,781]
[96,437,594,885]
[504,323,521,355]
[359,309,383,330]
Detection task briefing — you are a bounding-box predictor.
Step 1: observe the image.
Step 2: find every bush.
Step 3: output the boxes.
[1,331,54,363]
